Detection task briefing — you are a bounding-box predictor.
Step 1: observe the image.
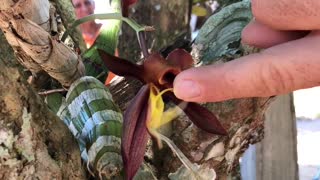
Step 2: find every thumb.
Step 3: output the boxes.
[174,31,320,102]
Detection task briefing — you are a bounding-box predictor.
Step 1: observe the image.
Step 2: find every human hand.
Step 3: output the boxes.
[173,0,320,102]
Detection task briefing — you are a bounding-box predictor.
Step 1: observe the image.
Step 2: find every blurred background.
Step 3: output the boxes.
[294,87,320,180]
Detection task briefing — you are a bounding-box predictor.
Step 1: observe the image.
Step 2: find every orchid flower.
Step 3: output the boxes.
[98,48,227,179]
[121,0,138,17]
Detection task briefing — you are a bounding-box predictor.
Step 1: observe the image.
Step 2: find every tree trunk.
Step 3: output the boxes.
[0,0,85,88]
[0,0,87,177]
[240,94,298,180]
[256,94,298,180]
[0,31,86,179]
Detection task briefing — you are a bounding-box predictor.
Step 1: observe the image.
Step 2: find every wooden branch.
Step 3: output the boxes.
[52,0,87,52]
[0,0,85,87]
[38,88,67,96]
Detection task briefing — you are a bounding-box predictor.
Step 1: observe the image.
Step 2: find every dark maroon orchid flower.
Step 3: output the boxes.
[122,0,138,17]
[98,48,227,179]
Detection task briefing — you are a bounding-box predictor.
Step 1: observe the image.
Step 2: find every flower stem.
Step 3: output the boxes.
[157,133,202,180]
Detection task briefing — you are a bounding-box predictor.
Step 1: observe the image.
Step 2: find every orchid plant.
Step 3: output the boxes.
[98,47,227,179]
[99,1,227,179]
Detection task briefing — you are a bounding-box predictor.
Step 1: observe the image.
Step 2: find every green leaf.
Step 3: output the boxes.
[82,0,122,82]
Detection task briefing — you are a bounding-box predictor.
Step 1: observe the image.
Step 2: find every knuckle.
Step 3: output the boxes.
[259,52,293,95]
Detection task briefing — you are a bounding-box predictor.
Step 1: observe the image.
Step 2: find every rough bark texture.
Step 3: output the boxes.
[0,32,86,179]
[0,0,85,88]
[159,97,271,179]
[0,31,16,66]
[118,0,191,62]
[0,0,88,175]
[52,0,87,52]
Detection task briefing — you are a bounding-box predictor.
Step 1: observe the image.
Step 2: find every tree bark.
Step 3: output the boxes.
[0,31,86,179]
[0,64,86,180]
[52,0,87,52]
[0,0,85,88]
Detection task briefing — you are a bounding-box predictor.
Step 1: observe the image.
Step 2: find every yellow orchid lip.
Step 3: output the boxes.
[146,84,183,148]
[145,84,206,180]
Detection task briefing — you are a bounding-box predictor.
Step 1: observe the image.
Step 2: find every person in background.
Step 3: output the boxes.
[72,0,102,48]
[72,0,116,84]
[173,0,320,103]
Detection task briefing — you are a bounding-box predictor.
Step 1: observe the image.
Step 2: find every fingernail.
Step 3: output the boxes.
[174,80,201,99]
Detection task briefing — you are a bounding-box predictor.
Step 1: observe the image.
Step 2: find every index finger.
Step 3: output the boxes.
[173,31,320,102]
[252,0,320,30]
